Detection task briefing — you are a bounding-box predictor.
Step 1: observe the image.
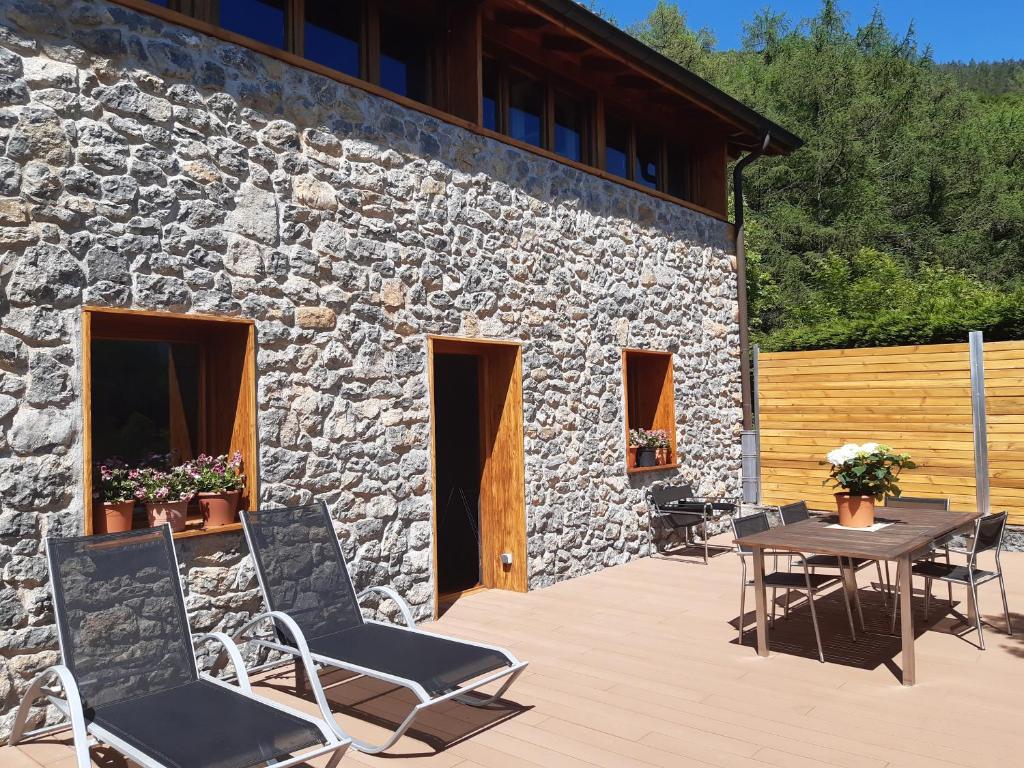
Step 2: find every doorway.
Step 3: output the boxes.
[428,337,527,609]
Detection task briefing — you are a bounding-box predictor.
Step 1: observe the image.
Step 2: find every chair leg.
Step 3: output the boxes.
[875,561,889,611]
[771,587,778,629]
[944,547,954,608]
[971,582,985,650]
[924,577,932,620]
[738,566,747,644]
[703,518,709,565]
[839,575,857,642]
[999,573,1015,638]
[847,560,865,631]
[806,588,825,663]
[890,571,900,635]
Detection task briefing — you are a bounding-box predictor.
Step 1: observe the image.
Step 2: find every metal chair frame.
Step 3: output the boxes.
[238,508,527,754]
[650,484,744,564]
[890,511,1014,649]
[732,512,858,663]
[883,495,955,607]
[10,529,350,768]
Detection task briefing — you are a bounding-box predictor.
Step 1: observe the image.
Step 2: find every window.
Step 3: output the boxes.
[507,70,544,148]
[622,349,678,473]
[553,92,585,162]
[83,308,258,537]
[605,115,630,179]
[379,11,429,102]
[635,131,661,190]
[304,1,361,78]
[482,58,500,132]
[666,144,692,201]
[219,0,287,50]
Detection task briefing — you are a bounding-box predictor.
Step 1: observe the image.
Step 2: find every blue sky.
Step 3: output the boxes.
[598,1,1023,63]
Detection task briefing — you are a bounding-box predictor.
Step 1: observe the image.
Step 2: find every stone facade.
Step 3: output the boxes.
[0,0,742,739]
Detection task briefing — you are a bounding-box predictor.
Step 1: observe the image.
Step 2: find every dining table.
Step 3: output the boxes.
[733,506,981,685]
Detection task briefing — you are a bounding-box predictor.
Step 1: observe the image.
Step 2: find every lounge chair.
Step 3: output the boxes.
[236,502,528,754]
[10,527,350,768]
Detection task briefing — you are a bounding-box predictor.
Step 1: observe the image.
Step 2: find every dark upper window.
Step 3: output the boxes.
[507,70,544,148]
[219,0,287,50]
[304,1,361,78]
[605,116,630,179]
[635,131,660,190]
[553,92,585,163]
[482,58,500,132]
[666,145,692,201]
[379,11,429,102]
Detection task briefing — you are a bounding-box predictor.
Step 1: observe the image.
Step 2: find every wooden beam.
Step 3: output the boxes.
[541,33,589,53]
[494,9,545,29]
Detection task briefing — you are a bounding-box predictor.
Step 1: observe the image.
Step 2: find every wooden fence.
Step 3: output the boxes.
[757,340,1024,525]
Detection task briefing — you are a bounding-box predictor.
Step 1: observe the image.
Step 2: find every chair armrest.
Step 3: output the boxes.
[10,665,89,763]
[357,586,416,628]
[193,632,252,694]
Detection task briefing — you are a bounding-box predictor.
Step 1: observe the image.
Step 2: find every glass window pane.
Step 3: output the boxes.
[483,58,499,131]
[635,132,660,190]
[304,1,361,77]
[91,341,201,467]
[554,92,585,162]
[380,12,429,102]
[605,116,629,179]
[667,144,691,200]
[219,0,286,50]
[507,71,543,148]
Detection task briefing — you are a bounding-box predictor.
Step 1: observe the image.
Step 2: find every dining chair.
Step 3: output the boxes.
[731,512,857,663]
[883,495,954,605]
[778,501,878,621]
[890,511,1013,649]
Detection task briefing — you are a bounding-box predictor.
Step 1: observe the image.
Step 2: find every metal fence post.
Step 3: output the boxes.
[969,331,990,515]
[741,345,761,504]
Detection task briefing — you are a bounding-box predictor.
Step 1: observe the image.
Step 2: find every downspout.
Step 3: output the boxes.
[733,132,771,432]
[735,134,770,505]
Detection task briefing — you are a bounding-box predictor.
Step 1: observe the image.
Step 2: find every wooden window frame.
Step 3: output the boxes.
[622,348,679,474]
[82,307,258,539]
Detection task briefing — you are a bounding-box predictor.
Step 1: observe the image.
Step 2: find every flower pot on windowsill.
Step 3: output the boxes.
[199,490,241,528]
[656,447,670,465]
[835,493,875,528]
[146,500,189,532]
[636,447,658,467]
[95,501,134,534]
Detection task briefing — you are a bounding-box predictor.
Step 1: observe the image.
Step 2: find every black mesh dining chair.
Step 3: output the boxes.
[890,511,1013,649]
[884,495,954,604]
[731,512,857,663]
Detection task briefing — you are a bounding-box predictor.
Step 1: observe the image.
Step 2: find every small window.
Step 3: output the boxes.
[635,131,661,190]
[379,11,429,102]
[304,1,361,78]
[84,309,258,537]
[482,58,500,132]
[218,0,287,50]
[605,115,630,179]
[553,92,586,162]
[622,349,677,473]
[666,144,692,201]
[507,70,544,148]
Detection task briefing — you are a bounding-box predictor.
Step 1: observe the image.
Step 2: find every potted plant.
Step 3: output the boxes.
[188,452,245,528]
[823,443,916,528]
[94,462,137,534]
[629,428,659,468]
[136,465,196,532]
[652,429,671,465]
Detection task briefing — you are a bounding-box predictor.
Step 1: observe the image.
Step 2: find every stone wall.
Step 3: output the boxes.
[0,0,742,738]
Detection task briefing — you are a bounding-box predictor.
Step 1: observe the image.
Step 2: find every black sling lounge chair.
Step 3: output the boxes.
[10,526,349,768]
[237,502,528,754]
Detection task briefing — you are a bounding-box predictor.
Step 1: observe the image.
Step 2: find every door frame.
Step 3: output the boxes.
[426,335,527,617]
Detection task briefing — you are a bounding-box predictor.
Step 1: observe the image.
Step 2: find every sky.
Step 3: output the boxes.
[597,1,1023,63]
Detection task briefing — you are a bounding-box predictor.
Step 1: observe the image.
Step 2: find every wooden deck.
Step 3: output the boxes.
[5,534,1024,768]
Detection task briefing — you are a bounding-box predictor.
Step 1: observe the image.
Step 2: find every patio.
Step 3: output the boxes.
[4,533,1022,768]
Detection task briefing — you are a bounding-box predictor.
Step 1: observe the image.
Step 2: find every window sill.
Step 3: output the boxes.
[627,462,680,475]
[172,521,244,540]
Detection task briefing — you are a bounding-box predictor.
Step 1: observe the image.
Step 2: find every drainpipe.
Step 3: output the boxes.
[734,133,770,504]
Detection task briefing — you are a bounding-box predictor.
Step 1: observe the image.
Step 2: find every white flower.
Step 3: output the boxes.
[857,442,881,456]
[826,443,861,466]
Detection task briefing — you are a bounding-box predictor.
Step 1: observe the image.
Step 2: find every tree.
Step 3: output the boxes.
[629,1,717,79]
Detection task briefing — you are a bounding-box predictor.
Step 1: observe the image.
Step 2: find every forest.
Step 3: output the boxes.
[599,1,1024,352]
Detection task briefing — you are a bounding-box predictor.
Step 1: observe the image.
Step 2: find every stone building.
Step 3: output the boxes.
[0,0,800,737]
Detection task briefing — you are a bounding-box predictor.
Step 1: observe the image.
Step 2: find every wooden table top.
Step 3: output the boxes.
[734,507,981,561]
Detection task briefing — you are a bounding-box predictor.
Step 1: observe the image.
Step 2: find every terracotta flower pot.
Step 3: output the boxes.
[628,446,638,468]
[199,490,241,528]
[636,447,658,467]
[835,493,876,528]
[656,447,669,465]
[146,500,189,532]
[95,501,134,534]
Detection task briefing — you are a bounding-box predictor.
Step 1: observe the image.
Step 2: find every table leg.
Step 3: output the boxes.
[898,556,916,686]
[753,547,769,657]
[966,579,979,627]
